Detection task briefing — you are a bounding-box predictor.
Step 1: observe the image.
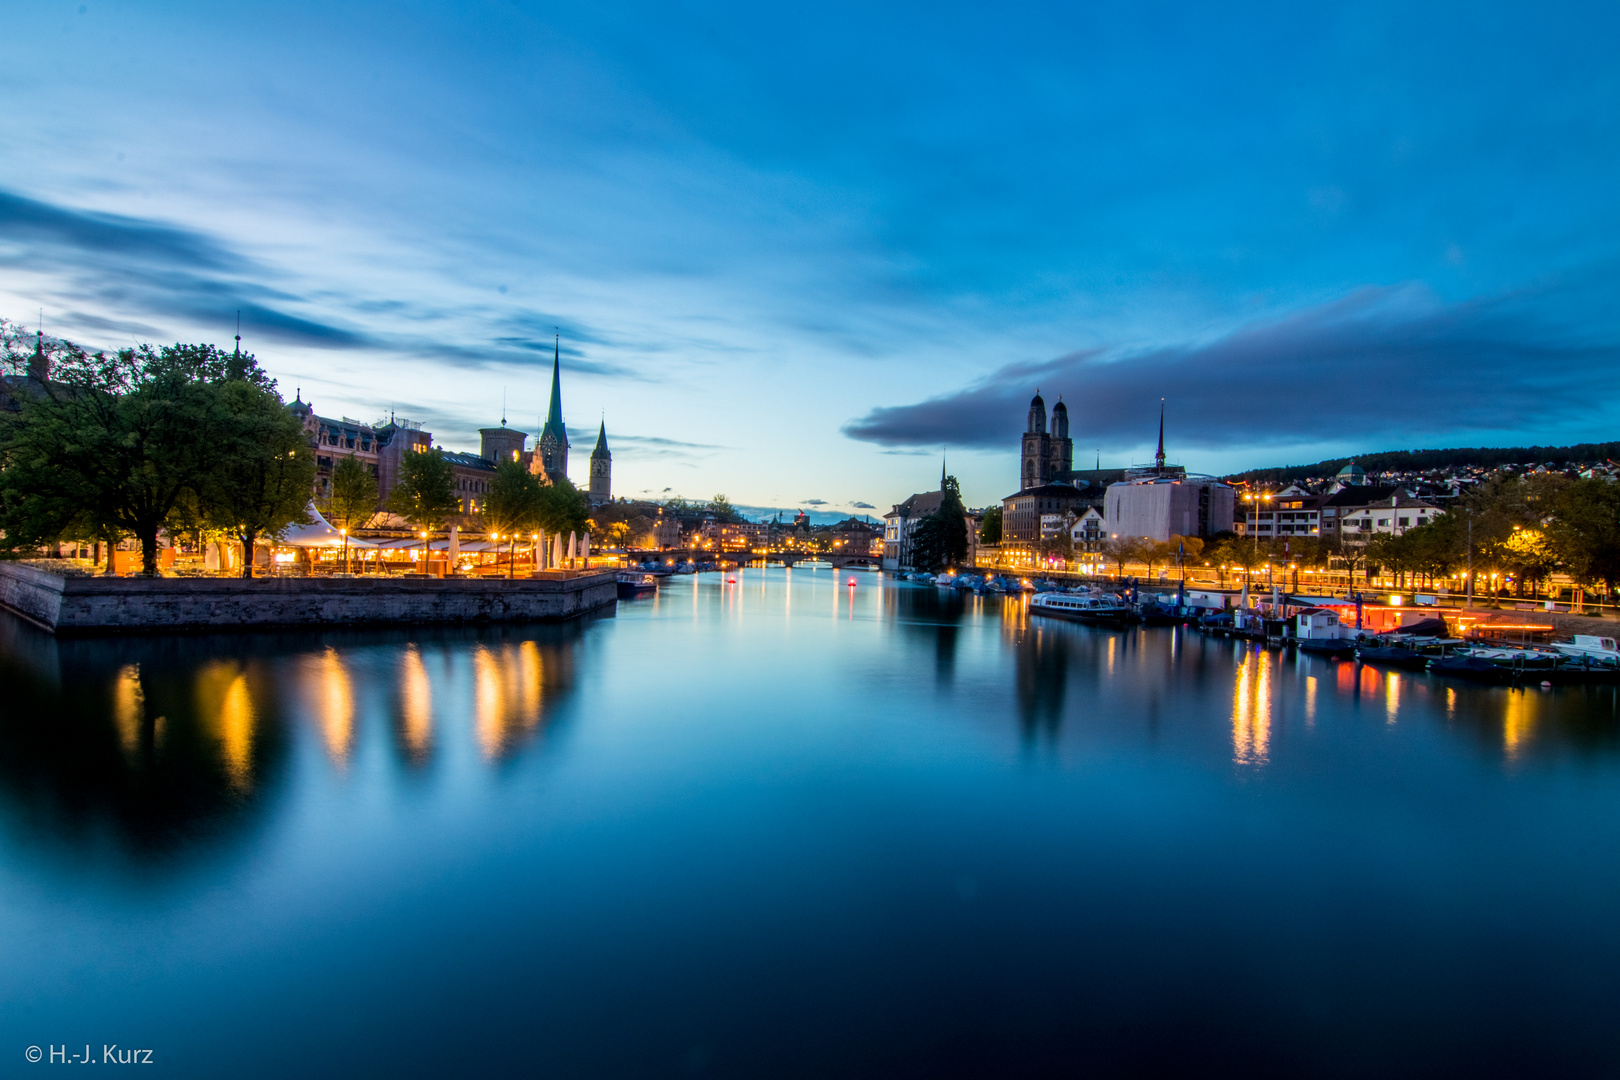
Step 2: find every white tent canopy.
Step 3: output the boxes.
[277,505,381,549]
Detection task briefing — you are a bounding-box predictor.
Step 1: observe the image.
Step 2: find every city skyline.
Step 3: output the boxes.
[2,1,1615,513]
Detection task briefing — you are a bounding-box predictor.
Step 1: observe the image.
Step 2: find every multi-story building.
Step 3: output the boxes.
[1241,480,1440,546]
[829,517,882,558]
[883,489,945,570]
[1098,405,1234,543]
[1069,507,1106,552]
[289,337,614,525]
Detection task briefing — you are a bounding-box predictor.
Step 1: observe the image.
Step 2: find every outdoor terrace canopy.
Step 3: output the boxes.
[276,506,381,549]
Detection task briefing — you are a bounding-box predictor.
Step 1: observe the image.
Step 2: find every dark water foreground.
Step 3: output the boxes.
[3,569,1620,1078]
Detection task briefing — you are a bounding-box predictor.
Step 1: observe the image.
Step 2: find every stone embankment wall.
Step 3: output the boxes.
[0,562,616,635]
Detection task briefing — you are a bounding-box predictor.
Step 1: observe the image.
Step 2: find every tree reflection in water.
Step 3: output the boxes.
[0,615,590,868]
[883,585,969,683]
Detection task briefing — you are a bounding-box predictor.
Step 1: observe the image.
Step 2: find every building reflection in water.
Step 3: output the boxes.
[113,663,145,759]
[1232,650,1272,766]
[316,648,355,767]
[194,660,258,793]
[399,646,434,761]
[473,640,547,760]
[1014,621,1070,739]
[1502,689,1537,762]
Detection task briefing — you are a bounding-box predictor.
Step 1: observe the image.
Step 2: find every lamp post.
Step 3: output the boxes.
[340,528,348,575]
[420,530,429,575]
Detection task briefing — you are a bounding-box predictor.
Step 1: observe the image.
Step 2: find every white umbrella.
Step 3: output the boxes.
[536,530,546,570]
[567,531,577,564]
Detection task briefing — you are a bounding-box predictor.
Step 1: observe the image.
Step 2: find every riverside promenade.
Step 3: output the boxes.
[0,562,616,635]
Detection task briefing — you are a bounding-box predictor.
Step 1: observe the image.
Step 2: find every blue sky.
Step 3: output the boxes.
[1,1,1616,515]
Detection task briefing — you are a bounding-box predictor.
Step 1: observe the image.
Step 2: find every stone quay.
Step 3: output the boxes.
[0,563,617,636]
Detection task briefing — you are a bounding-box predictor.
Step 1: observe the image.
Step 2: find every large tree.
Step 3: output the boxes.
[201,380,315,577]
[978,505,1003,546]
[0,342,266,575]
[1551,478,1620,594]
[536,475,592,538]
[481,458,543,574]
[908,476,969,572]
[387,448,461,543]
[322,454,380,536]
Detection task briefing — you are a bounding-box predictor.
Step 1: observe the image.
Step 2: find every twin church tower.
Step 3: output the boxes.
[1019,391,1074,489]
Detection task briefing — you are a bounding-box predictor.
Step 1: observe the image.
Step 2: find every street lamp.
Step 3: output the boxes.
[340,528,348,575]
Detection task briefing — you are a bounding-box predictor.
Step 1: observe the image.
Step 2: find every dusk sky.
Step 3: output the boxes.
[2,1,1616,515]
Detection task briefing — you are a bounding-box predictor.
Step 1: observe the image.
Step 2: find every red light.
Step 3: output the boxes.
[847,578,857,586]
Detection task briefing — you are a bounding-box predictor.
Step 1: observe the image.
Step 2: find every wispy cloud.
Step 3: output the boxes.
[0,190,369,348]
[802,498,827,505]
[851,501,875,509]
[843,286,1620,451]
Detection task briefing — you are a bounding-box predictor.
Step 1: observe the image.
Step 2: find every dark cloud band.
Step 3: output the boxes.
[843,286,1620,451]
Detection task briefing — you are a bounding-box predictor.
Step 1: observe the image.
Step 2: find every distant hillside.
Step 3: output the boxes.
[1231,442,1620,484]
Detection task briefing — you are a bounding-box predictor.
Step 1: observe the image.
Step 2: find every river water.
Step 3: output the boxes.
[3,568,1619,1077]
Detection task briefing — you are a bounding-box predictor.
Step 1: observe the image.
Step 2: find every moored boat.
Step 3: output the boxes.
[1356,644,1431,671]
[1429,654,1516,683]
[1297,637,1356,659]
[1029,592,1131,625]
[616,571,658,598]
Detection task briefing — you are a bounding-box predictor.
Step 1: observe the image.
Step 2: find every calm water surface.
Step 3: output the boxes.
[4,569,1620,1077]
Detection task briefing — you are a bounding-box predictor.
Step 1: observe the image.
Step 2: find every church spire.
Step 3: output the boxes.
[546,335,563,427]
[27,329,47,383]
[1155,398,1166,472]
[592,418,609,458]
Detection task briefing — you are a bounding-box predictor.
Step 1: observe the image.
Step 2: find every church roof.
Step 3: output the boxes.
[889,490,945,518]
[1006,482,1088,500]
[591,420,610,459]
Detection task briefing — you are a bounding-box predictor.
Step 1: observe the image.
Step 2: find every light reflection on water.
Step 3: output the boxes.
[2,570,1620,1076]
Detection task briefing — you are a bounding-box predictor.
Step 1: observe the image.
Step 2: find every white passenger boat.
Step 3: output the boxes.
[1029,592,1131,625]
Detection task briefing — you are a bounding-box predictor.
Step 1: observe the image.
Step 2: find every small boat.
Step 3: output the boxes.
[934,573,957,588]
[1137,601,1183,627]
[1296,637,1356,659]
[912,573,936,585]
[1356,644,1431,670]
[1429,654,1515,683]
[1029,592,1131,625]
[796,559,833,570]
[616,571,658,598]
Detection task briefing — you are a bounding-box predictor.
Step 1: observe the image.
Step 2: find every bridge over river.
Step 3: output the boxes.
[630,549,882,570]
